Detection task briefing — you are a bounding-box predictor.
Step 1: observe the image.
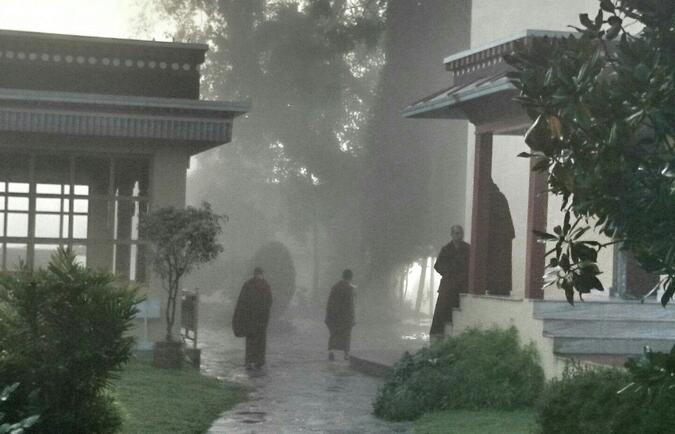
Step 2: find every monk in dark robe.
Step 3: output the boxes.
[325,269,355,361]
[233,267,273,370]
[430,225,470,337]
[487,181,515,296]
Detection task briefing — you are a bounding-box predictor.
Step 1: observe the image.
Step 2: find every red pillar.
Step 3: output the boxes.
[524,159,548,299]
[468,132,493,295]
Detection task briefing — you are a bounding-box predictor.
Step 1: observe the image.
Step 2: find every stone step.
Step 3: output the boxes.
[533,300,675,321]
[543,319,675,339]
[553,336,675,356]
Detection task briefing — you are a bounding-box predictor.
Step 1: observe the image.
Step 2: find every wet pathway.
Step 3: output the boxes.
[201,320,412,434]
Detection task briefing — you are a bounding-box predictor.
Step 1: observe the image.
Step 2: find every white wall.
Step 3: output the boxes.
[463,0,604,297]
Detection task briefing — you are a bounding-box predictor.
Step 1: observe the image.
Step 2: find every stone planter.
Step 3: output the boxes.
[153,340,183,369]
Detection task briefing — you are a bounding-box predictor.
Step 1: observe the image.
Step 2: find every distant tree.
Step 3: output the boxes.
[140,202,225,341]
[152,0,386,294]
[506,0,675,304]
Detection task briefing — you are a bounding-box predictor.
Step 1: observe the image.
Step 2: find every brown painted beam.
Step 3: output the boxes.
[468,132,493,295]
[524,160,548,299]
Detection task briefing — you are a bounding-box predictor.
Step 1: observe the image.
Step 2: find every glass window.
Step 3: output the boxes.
[7,213,28,237]
[7,197,28,211]
[35,214,62,238]
[36,198,62,212]
[5,243,27,270]
[34,244,60,269]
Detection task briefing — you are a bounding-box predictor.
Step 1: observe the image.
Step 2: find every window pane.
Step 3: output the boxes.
[72,215,88,239]
[64,185,70,195]
[7,213,28,237]
[36,198,62,212]
[36,184,62,194]
[0,196,4,211]
[8,183,28,193]
[0,182,5,192]
[5,243,27,270]
[62,215,70,238]
[35,214,61,238]
[34,244,60,269]
[0,214,4,236]
[7,196,28,211]
[74,185,89,196]
[74,199,89,213]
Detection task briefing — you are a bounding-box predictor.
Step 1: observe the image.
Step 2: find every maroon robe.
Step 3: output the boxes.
[233,277,272,366]
[487,182,515,295]
[325,280,355,352]
[430,240,469,335]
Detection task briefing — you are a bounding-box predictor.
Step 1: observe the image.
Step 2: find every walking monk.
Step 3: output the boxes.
[325,269,356,361]
[233,267,273,370]
[430,225,470,337]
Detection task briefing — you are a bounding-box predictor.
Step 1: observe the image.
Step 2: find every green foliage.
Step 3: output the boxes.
[251,241,296,319]
[140,202,225,340]
[0,384,39,434]
[373,327,545,421]
[413,409,537,434]
[506,0,675,303]
[114,359,246,433]
[537,361,675,434]
[0,248,140,434]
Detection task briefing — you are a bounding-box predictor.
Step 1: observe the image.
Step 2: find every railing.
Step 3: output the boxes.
[180,289,199,349]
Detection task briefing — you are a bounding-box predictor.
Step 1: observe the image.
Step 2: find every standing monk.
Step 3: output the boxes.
[430,225,470,337]
[325,269,355,361]
[233,267,273,370]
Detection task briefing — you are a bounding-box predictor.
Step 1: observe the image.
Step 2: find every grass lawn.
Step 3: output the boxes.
[114,357,247,434]
[413,409,538,434]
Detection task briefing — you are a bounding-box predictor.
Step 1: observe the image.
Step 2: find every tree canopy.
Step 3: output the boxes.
[506,0,675,303]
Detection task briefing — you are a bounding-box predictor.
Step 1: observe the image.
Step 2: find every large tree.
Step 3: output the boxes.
[152,0,386,297]
[506,0,675,303]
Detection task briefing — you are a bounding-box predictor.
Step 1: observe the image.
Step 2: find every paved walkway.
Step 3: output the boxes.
[200,320,414,434]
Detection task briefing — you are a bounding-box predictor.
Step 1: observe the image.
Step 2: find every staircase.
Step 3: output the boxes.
[533,300,675,366]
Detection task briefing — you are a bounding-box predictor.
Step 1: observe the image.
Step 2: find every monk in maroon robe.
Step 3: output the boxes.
[233,267,273,370]
[325,269,355,361]
[430,225,469,337]
[487,181,515,296]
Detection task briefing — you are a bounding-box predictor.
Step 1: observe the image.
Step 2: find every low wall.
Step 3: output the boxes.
[452,293,565,379]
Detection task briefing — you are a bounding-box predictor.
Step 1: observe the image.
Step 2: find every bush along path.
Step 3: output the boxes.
[374,327,545,421]
[200,319,411,434]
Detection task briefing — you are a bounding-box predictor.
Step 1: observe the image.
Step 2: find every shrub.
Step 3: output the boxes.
[0,248,140,433]
[537,361,675,434]
[373,327,545,421]
[0,383,39,433]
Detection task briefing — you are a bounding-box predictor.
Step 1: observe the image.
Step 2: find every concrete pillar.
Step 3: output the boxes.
[468,132,493,295]
[524,161,548,299]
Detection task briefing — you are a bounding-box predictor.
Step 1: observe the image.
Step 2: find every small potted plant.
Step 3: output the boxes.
[140,202,225,368]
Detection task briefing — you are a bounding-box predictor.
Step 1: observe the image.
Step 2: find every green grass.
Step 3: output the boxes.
[413,409,538,434]
[114,357,247,434]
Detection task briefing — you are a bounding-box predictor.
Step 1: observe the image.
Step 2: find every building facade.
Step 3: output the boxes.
[0,29,247,342]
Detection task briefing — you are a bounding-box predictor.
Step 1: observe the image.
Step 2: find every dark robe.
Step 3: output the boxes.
[325,280,355,352]
[430,240,470,335]
[232,277,273,366]
[487,182,515,296]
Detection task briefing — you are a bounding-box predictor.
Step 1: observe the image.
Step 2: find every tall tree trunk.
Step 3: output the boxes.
[360,0,471,304]
[414,258,428,316]
[429,257,436,315]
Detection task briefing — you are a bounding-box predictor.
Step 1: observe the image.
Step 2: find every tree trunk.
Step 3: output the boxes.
[414,258,427,316]
[429,257,435,315]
